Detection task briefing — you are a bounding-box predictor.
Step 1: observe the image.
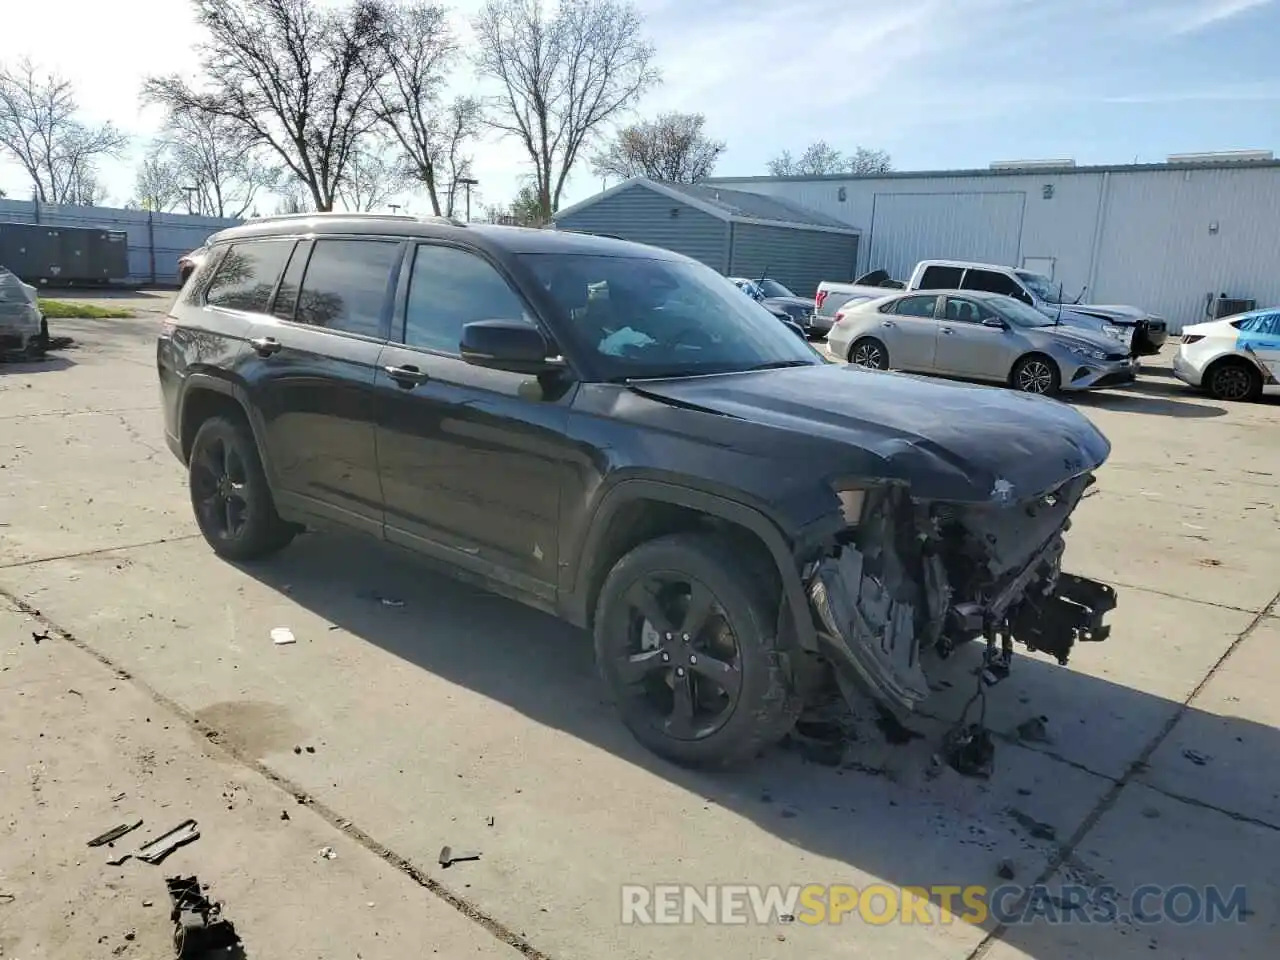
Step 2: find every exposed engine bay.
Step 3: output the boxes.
[804,475,1116,719]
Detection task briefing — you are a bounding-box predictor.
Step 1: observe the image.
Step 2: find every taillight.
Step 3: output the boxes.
[1182,334,1203,344]
[815,290,828,310]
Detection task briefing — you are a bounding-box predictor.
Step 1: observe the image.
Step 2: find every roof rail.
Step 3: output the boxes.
[246,211,467,227]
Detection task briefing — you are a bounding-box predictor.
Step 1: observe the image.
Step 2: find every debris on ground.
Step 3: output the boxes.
[0,893,14,904]
[136,819,200,864]
[280,810,290,821]
[111,792,127,803]
[1015,715,1052,744]
[305,746,315,754]
[781,723,846,767]
[1182,749,1212,766]
[1006,807,1057,842]
[875,711,923,745]
[31,630,49,644]
[107,854,133,866]
[438,845,481,868]
[88,819,143,847]
[942,723,995,778]
[996,859,1017,881]
[319,846,337,860]
[270,627,296,646]
[167,875,241,958]
[485,816,495,827]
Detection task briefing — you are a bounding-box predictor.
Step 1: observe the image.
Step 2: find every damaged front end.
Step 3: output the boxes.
[805,477,1116,716]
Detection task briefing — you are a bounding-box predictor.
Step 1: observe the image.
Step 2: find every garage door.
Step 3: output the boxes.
[866,191,1025,280]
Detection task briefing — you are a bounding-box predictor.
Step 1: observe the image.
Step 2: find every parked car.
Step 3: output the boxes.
[1172,307,1280,401]
[827,290,1137,396]
[159,213,1116,768]
[817,260,1167,357]
[729,277,825,337]
[0,265,48,356]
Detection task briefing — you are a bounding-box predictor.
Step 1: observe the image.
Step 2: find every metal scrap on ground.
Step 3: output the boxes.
[88,819,143,847]
[136,819,200,864]
[438,845,481,868]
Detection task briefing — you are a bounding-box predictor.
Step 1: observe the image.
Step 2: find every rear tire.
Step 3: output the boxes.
[1011,354,1060,396]
[849,337,889,370]
[1204,358,1261,402]
[593,532,801,768]
[188,415,296,562]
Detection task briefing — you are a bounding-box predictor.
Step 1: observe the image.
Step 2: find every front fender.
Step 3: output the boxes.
[566,478,818,653]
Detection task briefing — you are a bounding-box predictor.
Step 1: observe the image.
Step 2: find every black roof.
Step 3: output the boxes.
[210,214,689,259]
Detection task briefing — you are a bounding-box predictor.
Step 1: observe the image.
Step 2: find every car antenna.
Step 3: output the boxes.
[1055,282,1064,326]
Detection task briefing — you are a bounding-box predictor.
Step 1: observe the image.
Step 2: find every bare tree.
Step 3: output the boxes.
[338,141,411,211]
[274,182,313,215]
[592,112,723,183]
[366,1,483,216]
[474,0,659,220]
[143,0,390,212]
[0,57,129,204]
[485,182,545,227]
[768,141,892,177]
[133,145,185,211]
[160,107,278,218]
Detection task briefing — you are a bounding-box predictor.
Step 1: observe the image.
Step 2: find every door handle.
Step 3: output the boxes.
[881,320,895,328]
[384,364,429,389]
[249,336,281,357]
[941,327,955,335]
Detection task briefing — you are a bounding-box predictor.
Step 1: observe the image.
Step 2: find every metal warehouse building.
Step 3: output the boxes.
[709,153,1280,333]
[551,178,861,300]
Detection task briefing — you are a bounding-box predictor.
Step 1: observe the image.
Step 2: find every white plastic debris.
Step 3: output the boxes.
[271,627,297,646]
[319,846,337,860]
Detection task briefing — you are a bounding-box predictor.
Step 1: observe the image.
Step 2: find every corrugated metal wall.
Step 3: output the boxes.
[554,184,728,271]
[709,166,1280,332]
[0,199,240,285]
[728,222,858,297]
[866,192,1024,280]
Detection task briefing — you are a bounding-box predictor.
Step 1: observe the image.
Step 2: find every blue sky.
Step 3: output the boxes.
[1,0,1278,212]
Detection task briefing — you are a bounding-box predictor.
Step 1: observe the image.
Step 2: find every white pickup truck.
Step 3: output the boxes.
[815,260,1168,356]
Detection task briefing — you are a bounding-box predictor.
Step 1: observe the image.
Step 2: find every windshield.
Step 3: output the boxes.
[520,254,821,380]
[1014,271,1063,304]
[992,296,1057,328]
[755,278,796,298]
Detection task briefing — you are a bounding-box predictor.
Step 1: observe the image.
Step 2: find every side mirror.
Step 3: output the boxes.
[982,317,1008,329]
[460,320,565,375]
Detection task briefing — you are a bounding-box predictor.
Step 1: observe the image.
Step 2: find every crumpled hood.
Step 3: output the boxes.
[631,364,1111,503]
[1040,326,1129,354]
[1070,303,1147,324]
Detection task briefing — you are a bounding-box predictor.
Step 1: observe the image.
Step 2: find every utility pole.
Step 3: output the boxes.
[182,185,198,215]
[457,177,479,222]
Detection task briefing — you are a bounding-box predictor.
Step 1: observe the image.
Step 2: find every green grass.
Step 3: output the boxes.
[37,299,134,319]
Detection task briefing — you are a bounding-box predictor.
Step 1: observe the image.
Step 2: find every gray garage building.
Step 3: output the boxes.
[551,177,860,297]
[707,152,1280,333]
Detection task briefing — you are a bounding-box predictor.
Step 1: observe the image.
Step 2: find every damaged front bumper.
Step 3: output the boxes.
[804,478,1116,715]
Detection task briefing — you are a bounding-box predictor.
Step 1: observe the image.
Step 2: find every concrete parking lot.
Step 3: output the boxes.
[1,291,1277,959]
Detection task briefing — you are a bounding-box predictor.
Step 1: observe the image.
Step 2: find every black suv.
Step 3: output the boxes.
[159,213,1117,768]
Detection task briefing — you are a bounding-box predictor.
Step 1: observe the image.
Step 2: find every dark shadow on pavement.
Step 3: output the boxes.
[234,528,1278,957]
[0,355,76,374]
[1068,377,1226,418]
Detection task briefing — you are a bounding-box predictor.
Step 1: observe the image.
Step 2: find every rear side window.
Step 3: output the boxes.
[273,240,313,321]
[893,295,939,319]
[961,269,1024,298]
[918,265,963,289]
[1237,312,1280,336]
[204,239,294,313]
[403,244,530,354]
[295,239,400,338]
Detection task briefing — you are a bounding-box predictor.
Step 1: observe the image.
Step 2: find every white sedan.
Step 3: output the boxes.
[1172,309,1280,402]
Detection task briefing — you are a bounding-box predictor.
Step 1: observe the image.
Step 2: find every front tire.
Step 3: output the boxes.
[849,337,889,370]
[188,415,296,562]
[593,532,801,768]
[1011,354,1060,396]
[1204,358,1261,402]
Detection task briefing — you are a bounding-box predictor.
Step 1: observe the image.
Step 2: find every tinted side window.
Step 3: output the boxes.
[272,239,313,321]
[894,295,939,319]
[403,245,530,353]
[205,240,294,313]
[918,265,963,289]
[961,269,1024,298]
[295,239,400,338]
[943,298,989,323]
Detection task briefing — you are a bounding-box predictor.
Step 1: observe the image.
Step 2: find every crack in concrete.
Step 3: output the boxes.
[964,585,1280,960]
[0,405,158,422]
[0,535,202,571]
[0,586,554,960]
[1098,577,1278,617]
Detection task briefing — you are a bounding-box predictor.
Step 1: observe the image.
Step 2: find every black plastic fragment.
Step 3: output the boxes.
[167,875,240,958]
[942,722,995,779]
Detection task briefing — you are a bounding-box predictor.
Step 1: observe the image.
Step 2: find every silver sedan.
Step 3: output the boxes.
[826,290,1138,395]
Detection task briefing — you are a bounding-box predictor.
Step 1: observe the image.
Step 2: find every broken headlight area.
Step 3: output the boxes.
[805,479,1116,716]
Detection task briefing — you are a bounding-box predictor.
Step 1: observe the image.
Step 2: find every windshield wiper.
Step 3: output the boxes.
[742,359,815,372]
